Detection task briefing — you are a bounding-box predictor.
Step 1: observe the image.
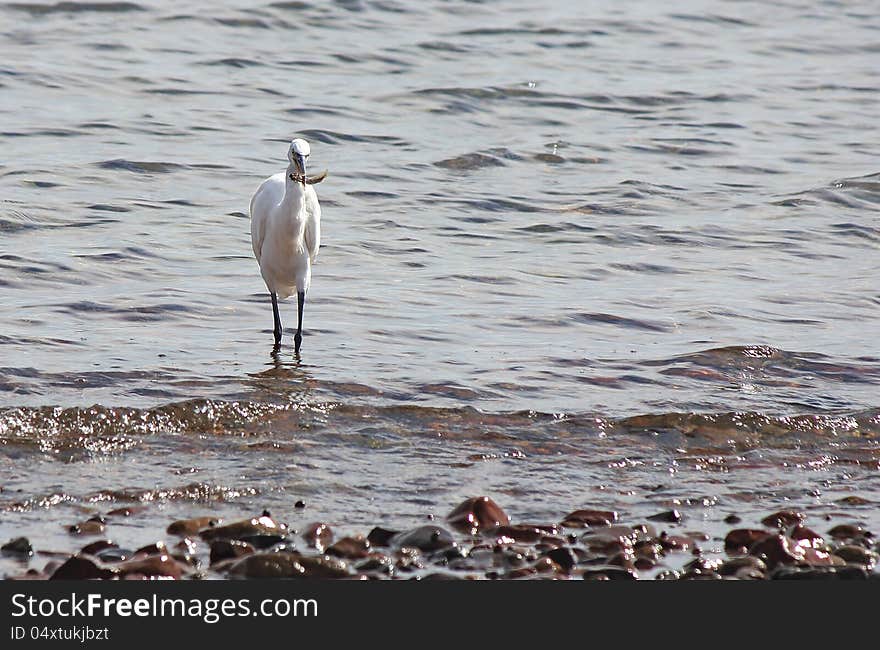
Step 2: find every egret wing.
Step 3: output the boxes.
[304,185,322,263]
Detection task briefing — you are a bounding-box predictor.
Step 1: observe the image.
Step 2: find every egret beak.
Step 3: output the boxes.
[296,154,307,186]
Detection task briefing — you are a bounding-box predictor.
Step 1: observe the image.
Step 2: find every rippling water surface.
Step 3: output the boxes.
[1,1,879,572]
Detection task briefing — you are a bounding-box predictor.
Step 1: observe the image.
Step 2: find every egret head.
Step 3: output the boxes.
[287,138,310,183]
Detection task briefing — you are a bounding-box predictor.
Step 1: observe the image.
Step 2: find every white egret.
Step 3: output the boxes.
[250,138,324,353]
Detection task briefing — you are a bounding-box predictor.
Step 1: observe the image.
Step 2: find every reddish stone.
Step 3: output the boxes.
[447,497,510,534]
[561,509,618,528]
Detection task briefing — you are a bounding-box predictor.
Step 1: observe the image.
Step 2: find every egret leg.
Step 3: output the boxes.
[271,292,282,347]
[294,291,305,353]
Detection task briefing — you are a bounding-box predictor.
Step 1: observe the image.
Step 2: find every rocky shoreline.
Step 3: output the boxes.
[3,496,877,580]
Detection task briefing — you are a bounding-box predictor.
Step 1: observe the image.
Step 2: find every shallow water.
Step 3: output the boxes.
[1,1,879,573]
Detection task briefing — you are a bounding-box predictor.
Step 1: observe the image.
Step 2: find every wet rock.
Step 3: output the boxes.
[532,557,563,575]
[327,535,371,560]
[296,555,351,578]
[174,538,197,555]
[486,525,548,545]
[366,527,397,548]
[724,528,769,552]
[391,525,456,553]
[761,510,805,529]
[238,534,287,550]
[562,509,618,528]
[659,533,692,552]
[679,569,722,580]
[634,541,662,561]
[833,545,877,567]
[294,500,306,509]
[2,537,33,557]
[545,546,577,572]
[836,496,871,506]
[800,547,845,567]
[719,556,767,576]
[828,524,865,540]
[134,541,168,557]
[80,540,117,556]
[118,554,187,580]
[724,514,742,525]
[749,534,804,569]
[167,516,220,537]
[68,519,106,536]
[356,554,394,576]
[227,552,305,578]
[789,524,825,548]
[210,540,255,565]
[648,510,682,523]
[447,496,510,534]
[608,549,636,569]
[734,567,766,580]
[50,555,114,580]
[200,514,287,542]
[771,566,870,580]
[299,523,333,553]
[685,557,723,573]
[582,566,637,580]
[96,547,130,563]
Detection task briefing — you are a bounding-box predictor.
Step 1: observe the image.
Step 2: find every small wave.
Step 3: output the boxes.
[7,2,145,15]
[95,159,185,174]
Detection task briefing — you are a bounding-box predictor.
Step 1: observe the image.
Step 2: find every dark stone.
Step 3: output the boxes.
[647,510,682,523]
[761,510,805,529]
[294,500,306,509]
[134,541,168,556]
[391,525,456,553]
[582,566,637,580]
[447,496,510,534]
[167,516,220,536]
[238,534,287,550]
[719,556,767,576]
[327,536,371,559]
[833,545,877,567]
[828,524,866,540]
[724,514,742,525]
[2,537,33,557]
[724,528,769,552]
[366,527,398,548]
[80,540,117,556]
[50,555,114,580]
[485,525,546,545]
[546,546,577,572]
[302,523,333,551]
[96,547,131,563]
[210,540,255,565]
[67,520,106,536]
[562,509,618,528]
[749,534,804,569]
[117,555,186,579]
[200,514,287,542]
[789,524,824,548]
[227,552,305,578]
